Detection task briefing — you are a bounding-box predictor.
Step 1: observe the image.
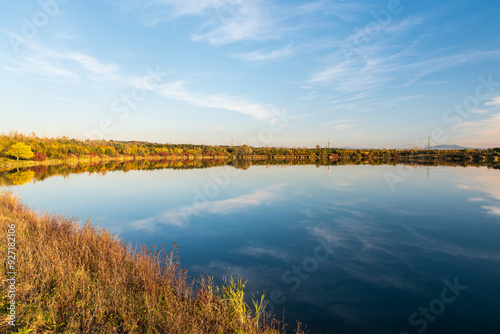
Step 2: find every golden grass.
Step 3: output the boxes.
[0,191,305,334]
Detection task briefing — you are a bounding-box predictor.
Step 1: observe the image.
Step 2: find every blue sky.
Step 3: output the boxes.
[1,0,499,148]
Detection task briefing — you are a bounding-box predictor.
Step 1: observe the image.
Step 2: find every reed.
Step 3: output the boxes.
[0,191,305,334]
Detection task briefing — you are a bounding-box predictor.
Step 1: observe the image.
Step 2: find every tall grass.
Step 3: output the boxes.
[0,191,305,334]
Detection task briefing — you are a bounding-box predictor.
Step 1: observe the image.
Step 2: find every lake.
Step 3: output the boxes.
[2,163,500,334]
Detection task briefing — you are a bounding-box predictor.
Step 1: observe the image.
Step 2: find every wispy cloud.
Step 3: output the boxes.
[147,0,221,17]
[116,0,365,46]
[470,109,492,114]
[309,43,500,97]
[119,0,276,45]
[306,7,499,97]
[457,96,500,146]
[3,55,79,83]
[307,16,426,85]
[139,79,283,120]
[4,41,282,121]
[326,119,356,130]
[401,49,500,86]
[232,43,293,63]
[192,1,273,45]
[1,44,121,84]
[66,53,120,75]
[342,16,425,51]
[485,95,500,107]
[470,112,500,145]
[308,56,392,94]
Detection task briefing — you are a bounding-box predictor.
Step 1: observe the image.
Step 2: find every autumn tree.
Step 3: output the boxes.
[6,142,35,160]
[233,145,253,156]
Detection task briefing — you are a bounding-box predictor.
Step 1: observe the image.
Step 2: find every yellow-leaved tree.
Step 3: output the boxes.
[6,142,35,160]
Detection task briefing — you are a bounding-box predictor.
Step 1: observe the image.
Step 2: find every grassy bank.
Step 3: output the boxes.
[0,192,303,333]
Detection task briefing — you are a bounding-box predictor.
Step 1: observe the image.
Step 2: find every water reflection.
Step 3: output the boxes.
[2,163,500,334]
[130,186,281,230]
[456,170,500,217]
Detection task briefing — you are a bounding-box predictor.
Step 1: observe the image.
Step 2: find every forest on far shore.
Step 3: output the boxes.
[1,132,499,163]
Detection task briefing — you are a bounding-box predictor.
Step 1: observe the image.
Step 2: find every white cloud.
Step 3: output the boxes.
[308,15,500,97]
[402,49,500,86]
[485,95,500,107]
[192,1,273,45]
[326,119,355,130]
[311,48,500,91]
[459,112,500,146]
[343,16,424,49]
[471,109,492,114]
[3,56,79,83]
[308,52,396,95]
[232,43,293,62]
[4,42,282,121]
[455,96,500,146]
[118,0,365,46]
[120,0,275,45]
[141,80,283,120]
[309,61,350,84]
[1,44,121,84]
[67,53,120,75]
[148,0,222,17]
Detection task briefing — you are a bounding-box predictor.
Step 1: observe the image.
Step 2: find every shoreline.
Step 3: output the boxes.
[0,154,230,171]
[0,191,302,333]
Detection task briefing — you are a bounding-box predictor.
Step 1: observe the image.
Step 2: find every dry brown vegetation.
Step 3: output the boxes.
[0,191,305,334]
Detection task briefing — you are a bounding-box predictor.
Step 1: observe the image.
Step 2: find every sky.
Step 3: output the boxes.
[0,0,499,149]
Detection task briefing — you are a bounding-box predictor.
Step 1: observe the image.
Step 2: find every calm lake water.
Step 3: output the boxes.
[3,164,500,334]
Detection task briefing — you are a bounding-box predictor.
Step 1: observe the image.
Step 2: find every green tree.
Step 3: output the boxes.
[6,142,35,160]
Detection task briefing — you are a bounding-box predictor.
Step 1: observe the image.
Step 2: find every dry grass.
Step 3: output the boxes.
[0,191,305,334]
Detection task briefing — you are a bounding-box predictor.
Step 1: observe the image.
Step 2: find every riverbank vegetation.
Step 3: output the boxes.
[1,132,499,171]
[0,192,304,333]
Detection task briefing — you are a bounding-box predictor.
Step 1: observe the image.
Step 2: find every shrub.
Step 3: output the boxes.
[32,152,47,161]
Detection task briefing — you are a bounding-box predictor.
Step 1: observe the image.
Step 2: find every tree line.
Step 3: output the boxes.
[0,132,229,161]
[1,132,499,163]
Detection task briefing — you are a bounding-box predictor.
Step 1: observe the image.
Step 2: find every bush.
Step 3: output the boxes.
[32,152,47,161]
